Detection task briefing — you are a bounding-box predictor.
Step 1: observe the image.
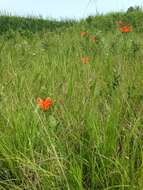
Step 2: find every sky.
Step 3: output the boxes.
[0,0,143,20]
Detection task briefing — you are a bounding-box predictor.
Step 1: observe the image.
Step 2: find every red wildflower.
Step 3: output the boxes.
[80,31,87,37]
[81,56,89,64]
[119,26,131,33]
[90,35,96,42]
[116,20,124,25]
[36,97,52,111]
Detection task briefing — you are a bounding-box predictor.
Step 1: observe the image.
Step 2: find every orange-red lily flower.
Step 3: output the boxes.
[116,20,124,25]
[90,35,96,42]
[81,56,89,64]
[119,26,131,33]
[36,97,52,111]
[80,31,87,37]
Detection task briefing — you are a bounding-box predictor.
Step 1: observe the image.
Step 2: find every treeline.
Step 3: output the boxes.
[0,14,76,35]
[0,6,143,36]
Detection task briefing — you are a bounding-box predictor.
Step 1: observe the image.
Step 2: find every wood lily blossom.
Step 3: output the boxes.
[119,26,131,33]
[36,97,52,111]
[80,31,87,37]
[116,20,124,25]
[81,56,89,64]
[90,35,96,42]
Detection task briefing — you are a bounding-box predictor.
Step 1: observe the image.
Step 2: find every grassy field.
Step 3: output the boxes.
[0,9,143,190]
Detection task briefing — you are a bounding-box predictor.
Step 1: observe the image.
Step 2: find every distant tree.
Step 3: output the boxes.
[127,6,142,13]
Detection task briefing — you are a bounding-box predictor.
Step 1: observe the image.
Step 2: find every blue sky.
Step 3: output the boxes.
[0,0,143,19]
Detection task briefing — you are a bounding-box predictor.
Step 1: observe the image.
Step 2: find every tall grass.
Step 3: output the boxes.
[0,9,143,189]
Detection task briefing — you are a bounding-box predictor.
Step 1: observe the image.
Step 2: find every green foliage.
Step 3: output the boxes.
[0,14,76,36]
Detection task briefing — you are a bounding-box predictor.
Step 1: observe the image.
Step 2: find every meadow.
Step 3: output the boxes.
[0,8,143,190]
